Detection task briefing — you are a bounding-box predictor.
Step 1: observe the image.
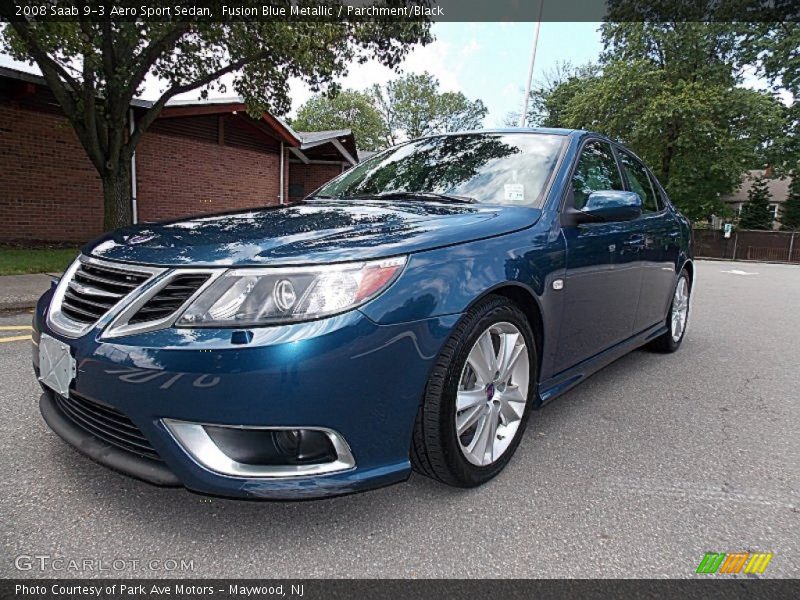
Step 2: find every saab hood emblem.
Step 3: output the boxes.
[127,233,156,245]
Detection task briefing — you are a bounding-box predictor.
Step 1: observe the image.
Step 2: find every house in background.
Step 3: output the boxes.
[0,66,358,243]
[721,167,790,230]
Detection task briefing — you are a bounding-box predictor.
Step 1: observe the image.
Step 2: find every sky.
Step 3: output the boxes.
[0,22,604,127]
[286,22,604,126]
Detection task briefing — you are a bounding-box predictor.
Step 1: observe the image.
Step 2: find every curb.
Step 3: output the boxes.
[0,302,37,314]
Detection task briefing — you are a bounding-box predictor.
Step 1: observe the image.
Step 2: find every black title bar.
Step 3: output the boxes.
[3,579,800,600]
[0,0,799,23]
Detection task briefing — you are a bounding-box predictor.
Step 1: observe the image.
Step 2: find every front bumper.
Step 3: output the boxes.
[33,289,457,499]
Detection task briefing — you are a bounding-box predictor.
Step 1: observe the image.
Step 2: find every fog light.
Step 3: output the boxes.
[275,429,337,463]
[204,426,337,466]
[163,420,355,478]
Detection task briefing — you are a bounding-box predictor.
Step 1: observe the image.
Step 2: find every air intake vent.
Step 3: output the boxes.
[128,274,209,324]
[61,262,152,324]
[54,391,162,461]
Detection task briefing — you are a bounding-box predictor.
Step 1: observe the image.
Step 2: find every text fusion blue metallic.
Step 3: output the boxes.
[32,129,694,499]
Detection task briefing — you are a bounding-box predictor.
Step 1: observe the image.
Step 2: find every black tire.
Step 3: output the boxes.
[649,269,691,353]
[410,295,537,487]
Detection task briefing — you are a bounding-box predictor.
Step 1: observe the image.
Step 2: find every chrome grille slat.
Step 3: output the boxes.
[55,259,154,326]
[74,270,140,290]
[67,280,121,298]
[61,303,103,321]
[128,274,210,325]
[63,289,116,310]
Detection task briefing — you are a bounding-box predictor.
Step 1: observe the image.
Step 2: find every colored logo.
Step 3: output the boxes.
[696,552,773,574]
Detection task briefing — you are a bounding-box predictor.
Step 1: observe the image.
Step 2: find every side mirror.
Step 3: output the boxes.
[566,190,642,224]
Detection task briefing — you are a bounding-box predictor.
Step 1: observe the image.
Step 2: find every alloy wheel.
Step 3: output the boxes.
[455,322,529,467]
[671,276,690,342]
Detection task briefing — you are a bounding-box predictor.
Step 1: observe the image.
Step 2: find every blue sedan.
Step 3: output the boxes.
[33,129,694,499]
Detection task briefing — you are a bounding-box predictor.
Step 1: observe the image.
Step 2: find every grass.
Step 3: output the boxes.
[0,246,79,276]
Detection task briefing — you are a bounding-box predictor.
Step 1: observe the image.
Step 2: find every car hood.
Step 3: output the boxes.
[86,200,542,267]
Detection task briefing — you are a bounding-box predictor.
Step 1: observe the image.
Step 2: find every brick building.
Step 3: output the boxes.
[0,66,358,243]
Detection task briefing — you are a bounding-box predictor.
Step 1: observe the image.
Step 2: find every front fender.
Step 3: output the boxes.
[358,217,567,380]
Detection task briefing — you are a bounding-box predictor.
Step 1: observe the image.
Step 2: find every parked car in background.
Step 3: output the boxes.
[33,129,694,499]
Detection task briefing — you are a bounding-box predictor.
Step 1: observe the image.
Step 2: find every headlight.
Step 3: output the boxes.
[176,256,406,327]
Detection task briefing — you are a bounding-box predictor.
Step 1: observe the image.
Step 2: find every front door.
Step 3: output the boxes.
[554,140,643,374]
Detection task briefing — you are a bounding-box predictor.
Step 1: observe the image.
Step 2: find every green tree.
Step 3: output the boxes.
[370,71,486,144]
[292,90,387,151]
[544,22,786,221]
[739,175,774,230]
[0,2,431,229]
[505,61,598,128]
[741,18,800,167]
[780,173,800,231]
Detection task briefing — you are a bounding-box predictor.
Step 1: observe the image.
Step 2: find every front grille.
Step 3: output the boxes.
[54,391,162,461]
[129,274,209,324]
[62,261,152,324]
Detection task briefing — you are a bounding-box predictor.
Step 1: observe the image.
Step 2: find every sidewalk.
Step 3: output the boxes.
[0,273,57,312]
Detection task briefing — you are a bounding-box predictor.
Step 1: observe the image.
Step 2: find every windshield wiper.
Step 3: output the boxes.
[347,191,476,204]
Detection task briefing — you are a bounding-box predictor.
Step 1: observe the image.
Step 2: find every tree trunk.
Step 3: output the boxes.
[101,160,133,231]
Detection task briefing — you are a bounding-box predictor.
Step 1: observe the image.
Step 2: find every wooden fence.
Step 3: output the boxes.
[693,229,800,263]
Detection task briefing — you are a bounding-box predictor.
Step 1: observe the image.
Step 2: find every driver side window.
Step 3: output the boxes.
[571,141,624,210]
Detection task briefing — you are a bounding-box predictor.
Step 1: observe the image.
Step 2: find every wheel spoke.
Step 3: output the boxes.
[467,409,494,464]
[456,388,486,411]
[499,397,523,424]
[674,317,683,338]
[457,404,486,435]
[485,406,500,462]
[497,333,523,382]
[469,331,497,384]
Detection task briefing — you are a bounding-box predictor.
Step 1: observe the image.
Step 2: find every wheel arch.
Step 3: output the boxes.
[464,282,545,380]
[680,258,695,288]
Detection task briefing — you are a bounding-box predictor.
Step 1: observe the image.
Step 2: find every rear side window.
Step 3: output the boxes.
[618,150,659,213]
[570,141,624,209]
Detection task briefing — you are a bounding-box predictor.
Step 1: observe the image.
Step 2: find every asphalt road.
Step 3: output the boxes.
[1,260,798,579]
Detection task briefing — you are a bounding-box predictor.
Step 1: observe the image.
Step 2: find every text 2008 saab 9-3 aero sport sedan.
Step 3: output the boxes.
[33,129,693,499]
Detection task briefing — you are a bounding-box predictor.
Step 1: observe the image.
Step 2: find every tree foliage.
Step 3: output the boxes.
[292,90,387,151]
[507,61,598,128]
[780,173,800,231]
[0,2,431,229]
[370,71,486,144]
[739,175,774,230]
[742,20,800,169]
[522,22,788,221]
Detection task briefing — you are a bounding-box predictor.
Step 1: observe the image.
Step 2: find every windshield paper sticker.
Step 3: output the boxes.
[504,184,524,202]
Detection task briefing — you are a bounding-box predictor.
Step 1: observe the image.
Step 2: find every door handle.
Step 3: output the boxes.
[623,235,646,249]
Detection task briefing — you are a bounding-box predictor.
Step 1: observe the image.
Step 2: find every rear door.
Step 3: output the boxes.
[554,139,644,373]
[615,149,679,331]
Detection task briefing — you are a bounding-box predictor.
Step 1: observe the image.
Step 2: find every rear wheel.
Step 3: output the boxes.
[649,269,691,353]
[411,295,537,487]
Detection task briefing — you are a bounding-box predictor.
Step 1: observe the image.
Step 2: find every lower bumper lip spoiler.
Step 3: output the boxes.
[39,391,180,487]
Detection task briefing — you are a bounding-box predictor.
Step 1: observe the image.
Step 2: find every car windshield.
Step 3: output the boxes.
[314,132,565,207]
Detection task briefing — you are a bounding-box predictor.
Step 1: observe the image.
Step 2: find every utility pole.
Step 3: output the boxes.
[519,0,545,128]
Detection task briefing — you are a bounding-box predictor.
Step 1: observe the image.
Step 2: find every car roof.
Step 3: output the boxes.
[428,127,578,137]
[412,128,620,143]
